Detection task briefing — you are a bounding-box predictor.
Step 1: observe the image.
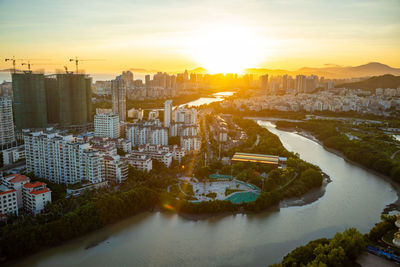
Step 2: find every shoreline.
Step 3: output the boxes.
[275,125,400,214]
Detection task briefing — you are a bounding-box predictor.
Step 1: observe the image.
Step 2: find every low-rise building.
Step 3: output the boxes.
[2,174,30,209]
[124,154,152,172]
[0,184,18,217]
[103,155,129,184]
[131,150,172,167]
[2,145,25,166]
[23,181,51,215]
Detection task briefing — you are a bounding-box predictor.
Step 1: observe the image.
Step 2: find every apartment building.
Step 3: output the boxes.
[0,185,18,217]
[22,181,51,215]
[24,130,104,185]
[103,155,128,184]
[124,154,152,172]
[2,174,30,209]
[0,96,16,150]
[94,112,120,138]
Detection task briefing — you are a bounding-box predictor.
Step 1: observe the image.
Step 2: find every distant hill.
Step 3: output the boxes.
[189,67,208,74]
[336,74,400,90]
[245,62,400,79]
[128,68,160,73]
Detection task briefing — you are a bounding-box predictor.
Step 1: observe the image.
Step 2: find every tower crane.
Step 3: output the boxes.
[4,56,25,73]
[21,61,58,72]
[69,57,104,74]
[64,66,73,74]
[5,57,51,73]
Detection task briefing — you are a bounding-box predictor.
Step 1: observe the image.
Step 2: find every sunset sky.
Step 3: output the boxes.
[0,0,399,74]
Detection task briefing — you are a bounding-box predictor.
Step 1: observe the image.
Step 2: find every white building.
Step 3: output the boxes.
[126,121,168,147]
[180,136,201,152]
[127,108,144,120]
[138,144,185,163]
[24,130,104,185]
[148,110,159,120]
[0,96,16,150]
[0,184,18,217]
[173,107,197,124]
[125,154,152,172]
[164,100,172,127]
[2,145,25,166]
[103,155,128,184]
[131,150,172,167]
[94,113,120,138]
[2,173,30,209]
[22,181,51,215]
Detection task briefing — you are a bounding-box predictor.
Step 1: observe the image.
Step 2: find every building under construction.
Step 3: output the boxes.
[12,73,48,130]
[47,74,92,129]
[12,72,93,132]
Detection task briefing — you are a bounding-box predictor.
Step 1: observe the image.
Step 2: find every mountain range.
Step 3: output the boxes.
[336,74,400,91]
[245,62,400,79]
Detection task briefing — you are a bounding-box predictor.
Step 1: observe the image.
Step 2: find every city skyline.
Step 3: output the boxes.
[1,0,399,74]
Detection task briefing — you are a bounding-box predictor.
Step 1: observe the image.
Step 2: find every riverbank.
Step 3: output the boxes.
[275,124,400,214]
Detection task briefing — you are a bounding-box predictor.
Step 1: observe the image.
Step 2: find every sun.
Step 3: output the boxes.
[186,24,268,74]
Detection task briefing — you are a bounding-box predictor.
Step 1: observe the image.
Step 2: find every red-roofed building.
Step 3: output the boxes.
[2,174,30,209]
[23,181,51,215]
[0,185,18,216]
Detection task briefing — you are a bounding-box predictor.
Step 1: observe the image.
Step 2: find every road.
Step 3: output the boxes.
[391,149,400,160]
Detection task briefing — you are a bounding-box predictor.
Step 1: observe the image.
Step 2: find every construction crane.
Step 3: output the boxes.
[5,57,51,73]
[4,56,25,73]
[69,57,104,74]
[21,61,58,72]
[64,66,73,74]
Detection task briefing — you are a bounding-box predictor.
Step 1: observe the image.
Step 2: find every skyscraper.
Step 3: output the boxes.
[112,77,126,122]
[164,100,172,128]
[12,73,48,130]
[260,74,269,94]
[0,96,16,150]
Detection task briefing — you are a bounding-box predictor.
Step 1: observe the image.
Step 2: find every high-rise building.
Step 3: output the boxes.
[126,120,168,147]
[121,71,134,88]
[94,113,120,138]
[164,100,172,127]
[46,74,93,128]
[0,96,16,150]
[111,77,126,121]
[24,130,104,184]
[295,75,306,93]
[12,73,48,130]
[260,75,269,94]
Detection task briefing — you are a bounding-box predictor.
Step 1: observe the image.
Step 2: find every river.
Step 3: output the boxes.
[178,91,235,108]
[14,120,398,267]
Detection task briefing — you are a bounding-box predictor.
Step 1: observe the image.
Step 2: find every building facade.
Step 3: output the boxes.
[0,96,16,150]
[94,113,120,138]
[111,77,126,122]
[164,100,172,127]
[24,130,104,185]
[22,181,51,215]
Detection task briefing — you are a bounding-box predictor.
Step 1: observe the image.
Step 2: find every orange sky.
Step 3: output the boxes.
[1,0,399,74]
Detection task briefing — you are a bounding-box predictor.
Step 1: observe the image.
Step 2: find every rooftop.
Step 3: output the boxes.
[231,152,280,165]
[24,181,46,189]
[5,174,30,183]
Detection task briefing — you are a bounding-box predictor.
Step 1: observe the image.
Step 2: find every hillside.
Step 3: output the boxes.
[336,74,400,90]
[245,62,400,79]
